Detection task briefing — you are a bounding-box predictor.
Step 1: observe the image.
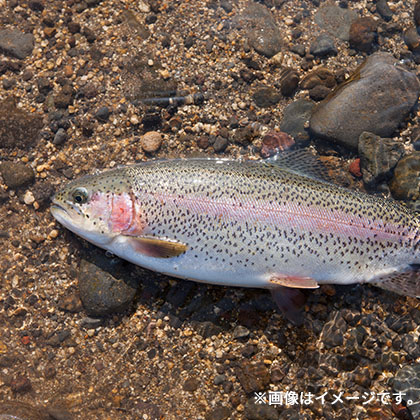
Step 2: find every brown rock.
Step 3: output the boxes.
[260,131,294,158]
[280,68,299,97]
[64,65,73,78]
[236,361,270,393]
[43,27,56,38]
[141,131,162,153]
[183,377,199,392]
[389,152,420,202]
[10,375,32,393]
[197,135,209,149]
[349,158,362,178]
[349,17,378,52]
[300,67,336,90]
[0,97,43,149]
[0,161,35,189]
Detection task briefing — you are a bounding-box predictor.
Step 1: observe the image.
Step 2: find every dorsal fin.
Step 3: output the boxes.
[265,148,332,182]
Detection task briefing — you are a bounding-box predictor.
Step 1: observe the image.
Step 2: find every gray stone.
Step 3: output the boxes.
[393,364,420,420]
[310,33,337,57]
[0,161,35,189]
[280,99,315,142]
[252,87,281,108]
[53,128,68,145]
[233,325,250,339]
[214,374,226,385]
[0,29,34,59]
[358,132,404,188]
[239,1,283,58]
[376,0,393,21]
[78,251,139,316]
[310,53,420,149]
[315,3,358,41]
[213,136,228,153]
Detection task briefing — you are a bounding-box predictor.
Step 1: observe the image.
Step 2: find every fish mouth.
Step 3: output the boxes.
[51,202,68,214]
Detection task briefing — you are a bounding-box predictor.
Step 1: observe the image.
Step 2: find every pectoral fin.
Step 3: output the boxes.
[125,235,188,258]
[269,274,319,289]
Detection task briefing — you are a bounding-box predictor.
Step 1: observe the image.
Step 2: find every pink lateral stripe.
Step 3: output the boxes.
[146,192,413,242]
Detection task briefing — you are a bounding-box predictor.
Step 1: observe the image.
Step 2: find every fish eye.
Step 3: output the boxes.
[71,187,89,204]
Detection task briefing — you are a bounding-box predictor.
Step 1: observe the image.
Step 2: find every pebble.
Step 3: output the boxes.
[197,135,209,149]
[358,132,404,188]
[3,77,16,90]
[213,136,229,153]
[57,293,83,313]
[314,4,357,41]
[308,84,331,101]
[389,152,420,209]
[280,98,314,143]
[252,86,281,108]
[53,128,68,145]
[141,131,163,153]
[244,397,278,420]
[23,190,35,205]
[78,251,139,316]
[310,33,337,57]
[232,325,250,340]
[205,405,231,420]
[241,2,284,58]
[300,67,336,90]
[403,26,420,54]
[0,161,35,189]
[349,17,378,52]
[260,130,295,158]
[54,86,74,109]
[236,361,270,393]
[392,364,420,420]
[183,377,200,392]
[348,158,362,178]
[279,68,299,97]
[37,77,52,94]
[310,53,420,149]
[376,0,393,21]
[0,29,34,59]
[0,97,43,149]
[10,375,32,393]
[94,106,111,122]
[415,0,420,28]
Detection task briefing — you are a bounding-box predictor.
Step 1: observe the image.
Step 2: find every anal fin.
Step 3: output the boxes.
[371,268,420,298]
[269,274,319,289]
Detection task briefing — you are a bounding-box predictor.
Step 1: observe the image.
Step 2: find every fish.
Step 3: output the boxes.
[51,154,420,323]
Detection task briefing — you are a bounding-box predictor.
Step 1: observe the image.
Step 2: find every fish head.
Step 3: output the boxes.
[51,169,137,247]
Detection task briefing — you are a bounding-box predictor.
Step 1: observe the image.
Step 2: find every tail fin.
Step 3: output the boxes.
[371,267,420,298]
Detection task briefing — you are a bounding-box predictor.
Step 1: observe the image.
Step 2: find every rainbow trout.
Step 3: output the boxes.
[51,157,420,321]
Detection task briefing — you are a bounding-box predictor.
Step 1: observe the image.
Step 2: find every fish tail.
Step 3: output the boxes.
[371,267,420,298]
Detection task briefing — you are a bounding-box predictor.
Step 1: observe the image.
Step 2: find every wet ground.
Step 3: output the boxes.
[1,0,420,419]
